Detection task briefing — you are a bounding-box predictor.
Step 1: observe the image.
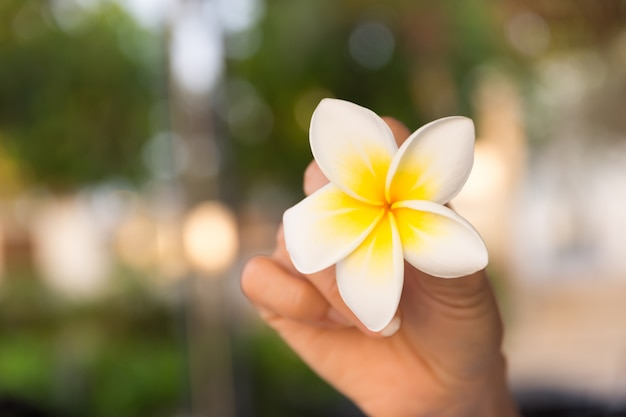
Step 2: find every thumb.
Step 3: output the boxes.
[407,267,494,313]
[402,265,503,354]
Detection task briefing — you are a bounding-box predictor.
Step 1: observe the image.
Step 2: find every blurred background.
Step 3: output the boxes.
[0,0,625,416]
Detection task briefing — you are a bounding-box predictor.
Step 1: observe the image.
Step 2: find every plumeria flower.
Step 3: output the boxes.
[283,98,488,332]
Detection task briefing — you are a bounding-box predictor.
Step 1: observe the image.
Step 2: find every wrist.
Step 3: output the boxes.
[355,353,519,417]
[440,353,519,417]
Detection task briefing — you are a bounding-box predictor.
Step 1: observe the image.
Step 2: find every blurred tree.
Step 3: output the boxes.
[0,0,162,190]
[219,0,508,200]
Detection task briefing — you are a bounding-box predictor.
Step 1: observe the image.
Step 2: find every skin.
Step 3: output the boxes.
[241,118,520,417]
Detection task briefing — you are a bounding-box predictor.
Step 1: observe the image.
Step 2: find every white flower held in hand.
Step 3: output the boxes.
[283,98,488,332]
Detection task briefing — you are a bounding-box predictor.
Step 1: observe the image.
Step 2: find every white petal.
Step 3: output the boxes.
[386,116,475,205]
[283,183,385,274]
[392,200,488,278]
[310,98,397,205]
[336,212,404,332]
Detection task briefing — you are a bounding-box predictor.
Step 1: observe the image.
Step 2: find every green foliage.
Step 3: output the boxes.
[235,327,358,417]
[0,336,54,397]
[221,0,508,200]
[90,340,185,417]
[0,1,162,189]
[221,0,412,199]
[0,274,186,417]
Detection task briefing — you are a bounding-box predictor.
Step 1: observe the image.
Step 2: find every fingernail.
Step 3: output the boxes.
[326,308,353,327]
[380,316,401,337]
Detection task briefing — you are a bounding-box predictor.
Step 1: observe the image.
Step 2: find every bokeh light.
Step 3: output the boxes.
[348,20,395,70]
[32,197,110,299]
[183,201,239,276]
[170,2,223,95]
[507,12,551,57]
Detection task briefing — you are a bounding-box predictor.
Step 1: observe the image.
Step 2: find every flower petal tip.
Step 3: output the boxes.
[379,316,401,337]
[356,310,398,333]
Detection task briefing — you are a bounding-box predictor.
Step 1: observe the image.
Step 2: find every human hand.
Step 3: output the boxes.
[241,118,519,417]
